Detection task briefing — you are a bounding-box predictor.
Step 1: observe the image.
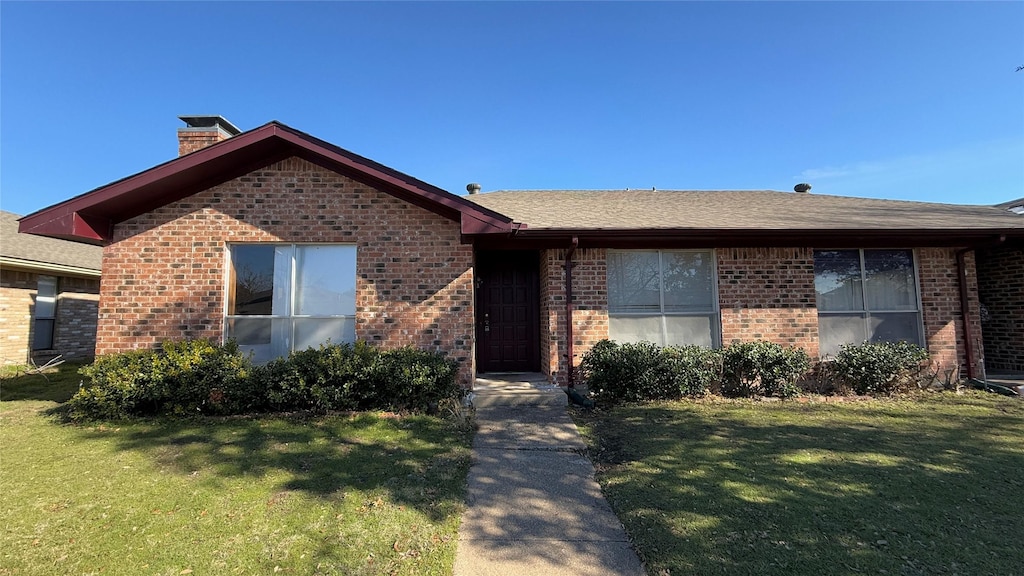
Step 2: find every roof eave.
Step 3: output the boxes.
[469,227,1022,249]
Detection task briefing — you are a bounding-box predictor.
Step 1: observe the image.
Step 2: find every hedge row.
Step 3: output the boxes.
[579,339,931,404]
[68,340,461,421]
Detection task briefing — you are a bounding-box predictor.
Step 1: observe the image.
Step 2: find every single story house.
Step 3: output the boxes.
[1,210,101,365]
[18,117,1024,387]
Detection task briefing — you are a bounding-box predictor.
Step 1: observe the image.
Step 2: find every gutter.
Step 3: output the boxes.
[565,236,579,388]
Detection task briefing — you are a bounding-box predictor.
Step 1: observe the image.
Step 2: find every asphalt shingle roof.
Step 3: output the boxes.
[466,190,1024,231]
[1,211,102,271]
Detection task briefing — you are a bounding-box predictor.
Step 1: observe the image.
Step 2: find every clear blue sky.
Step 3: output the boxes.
[2,1,1022,217]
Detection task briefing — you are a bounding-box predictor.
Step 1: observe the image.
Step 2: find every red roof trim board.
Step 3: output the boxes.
[19,122,516,244]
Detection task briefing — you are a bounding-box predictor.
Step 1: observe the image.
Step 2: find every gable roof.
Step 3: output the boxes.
[1,211,101,276]
[467,190,1024,247]
[18,121,515,244]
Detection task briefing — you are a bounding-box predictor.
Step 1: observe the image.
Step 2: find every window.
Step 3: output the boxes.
[814,249,923,356]
[607,250,720,347]
[227,244,357,363]
[32,276,58,350]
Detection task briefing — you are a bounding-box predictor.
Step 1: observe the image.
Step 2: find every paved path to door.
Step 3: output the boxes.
[453,375,645,576]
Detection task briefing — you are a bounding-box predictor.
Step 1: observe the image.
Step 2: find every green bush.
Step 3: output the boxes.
[662,345,722,397]
[720,341,811,398]
[69,339,461,420]
[830,341,930,395]
[580,340,721,404]
[70,340,253,420]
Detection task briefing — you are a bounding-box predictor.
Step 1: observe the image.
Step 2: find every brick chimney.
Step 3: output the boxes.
[177,115,241,156]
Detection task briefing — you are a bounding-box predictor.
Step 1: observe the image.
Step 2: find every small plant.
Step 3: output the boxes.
[720,341,811,398]
[831,340,930,395]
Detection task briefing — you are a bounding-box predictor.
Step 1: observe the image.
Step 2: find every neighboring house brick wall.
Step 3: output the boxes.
[0,269,99,364]
[976,245,1023,372]
[917,248,984,378]
[717,247,820,356]
[0,270,35,364]
[96,157,476,387]
[540,248,608,385]
[54,277,101,360]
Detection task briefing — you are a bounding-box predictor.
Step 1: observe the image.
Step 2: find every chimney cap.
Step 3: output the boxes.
[794,183,812,193]
[178,115,241,136]
[466,183,481,195]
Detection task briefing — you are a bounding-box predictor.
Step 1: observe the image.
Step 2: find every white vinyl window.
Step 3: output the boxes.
[814,249,924,356]
[607,250,720,347]
[227,244,357,363]
[33,276,58,350]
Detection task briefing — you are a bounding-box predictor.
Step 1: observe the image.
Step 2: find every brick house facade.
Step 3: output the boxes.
[18,117,1021,387]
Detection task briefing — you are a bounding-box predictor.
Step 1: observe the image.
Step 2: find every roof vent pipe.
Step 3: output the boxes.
[794,183,812,193]
[466,183,481,195]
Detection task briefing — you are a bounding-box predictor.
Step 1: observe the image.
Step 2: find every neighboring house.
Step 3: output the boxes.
[976,197,1024,373]
[1,211,101,365]
[18,117,1024,387]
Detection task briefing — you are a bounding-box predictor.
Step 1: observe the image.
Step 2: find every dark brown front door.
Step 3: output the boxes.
[476,251,540,373]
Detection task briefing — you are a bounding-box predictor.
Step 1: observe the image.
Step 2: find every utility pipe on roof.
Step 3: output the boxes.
[566,236,579,388]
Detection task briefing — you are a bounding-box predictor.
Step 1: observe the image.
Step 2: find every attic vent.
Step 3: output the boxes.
[794,183,812,193]
[466,183,481,195]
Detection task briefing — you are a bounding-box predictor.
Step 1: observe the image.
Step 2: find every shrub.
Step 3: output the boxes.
[70,339,462,420]
[70,340,254,420]
[366,346,461,411]
[580,340,721,404]
[830,341,930,395]
[720,341,811,398]
[662,345,722,398]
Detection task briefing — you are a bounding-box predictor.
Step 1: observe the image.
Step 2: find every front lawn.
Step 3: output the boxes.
[574,395,1024,576]
[0,366,472,575]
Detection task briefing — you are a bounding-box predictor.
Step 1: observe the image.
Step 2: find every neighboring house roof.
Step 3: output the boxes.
[18,121,515,244]
[467,190,1024,247]
[0,211,101,276]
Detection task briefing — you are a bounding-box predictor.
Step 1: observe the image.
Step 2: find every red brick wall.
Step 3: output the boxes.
[533,245,980,385]
[976,245,1021,372]
[917,248,983,377]
[177,130,228,156]
[97,157,476,387]
[717,247,819,356]
[0,269,99,364]
[539,248,608,385]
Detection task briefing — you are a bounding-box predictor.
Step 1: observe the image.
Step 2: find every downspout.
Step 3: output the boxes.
[954,247,977,380]
[565,236,579,388]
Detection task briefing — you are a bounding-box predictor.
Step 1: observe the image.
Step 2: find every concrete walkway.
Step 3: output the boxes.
[453,374,645,576]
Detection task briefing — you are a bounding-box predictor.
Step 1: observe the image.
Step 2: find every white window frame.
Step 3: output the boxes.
[607,249,721,347]
[813,248,925,356]
[225,243,357,361]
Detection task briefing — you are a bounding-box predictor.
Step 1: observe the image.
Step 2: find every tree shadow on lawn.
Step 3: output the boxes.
[578,397,1024,576]
[72,412,471,524]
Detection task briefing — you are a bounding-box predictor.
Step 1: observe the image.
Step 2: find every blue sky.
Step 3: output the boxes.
[2,1,1022,217]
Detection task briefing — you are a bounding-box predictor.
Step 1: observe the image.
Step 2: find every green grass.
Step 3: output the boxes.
[573,395,1024,576]
[0,366,472,575]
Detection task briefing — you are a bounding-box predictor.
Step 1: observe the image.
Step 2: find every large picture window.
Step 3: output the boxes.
[227,244,357,363]
[607,250,719,347]
[814,249,923,356]
[32,276,57,350]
